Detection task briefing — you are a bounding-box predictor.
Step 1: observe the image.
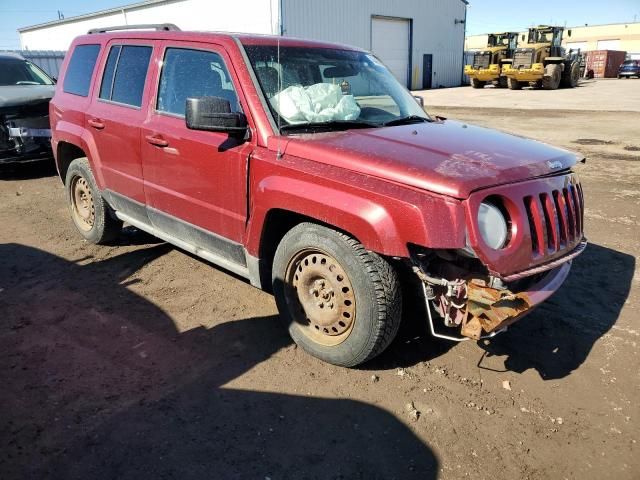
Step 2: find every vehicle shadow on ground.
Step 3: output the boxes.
[0,243,438,480]
[478,243,635,380]
[0,159,57,181]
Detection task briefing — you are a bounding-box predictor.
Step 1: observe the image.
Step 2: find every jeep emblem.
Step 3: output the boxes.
[547,160,563,169]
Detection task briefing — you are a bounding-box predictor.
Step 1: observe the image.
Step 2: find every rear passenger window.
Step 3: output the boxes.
[99,45,152,108]
[156,48,240,116]
[63,44,100,97]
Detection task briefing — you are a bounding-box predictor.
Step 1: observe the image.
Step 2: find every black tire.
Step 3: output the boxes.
[470,78,486,89]
[542,64,562,90]
[507,77,522,90]
[272,222,402,367]
[65,157,122,244]
[497,76,508,88]
[561,62,580,88]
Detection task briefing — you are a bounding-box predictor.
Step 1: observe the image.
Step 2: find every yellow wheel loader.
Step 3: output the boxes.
[464,32,519,88]
[502,25,581,90]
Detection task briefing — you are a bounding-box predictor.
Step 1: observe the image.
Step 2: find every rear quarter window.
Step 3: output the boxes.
[99,45,152,108]
[63,44,101,96]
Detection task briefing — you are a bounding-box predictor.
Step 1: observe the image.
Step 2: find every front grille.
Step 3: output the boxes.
[523,181,584,259]
[513,50,534,69]
[473,53,491,69]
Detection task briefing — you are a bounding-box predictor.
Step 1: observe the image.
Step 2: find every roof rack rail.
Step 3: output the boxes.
[88,24,180,34]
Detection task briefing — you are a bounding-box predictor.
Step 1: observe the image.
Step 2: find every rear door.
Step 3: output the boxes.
[86,40,155,208]
[140,41,254,255]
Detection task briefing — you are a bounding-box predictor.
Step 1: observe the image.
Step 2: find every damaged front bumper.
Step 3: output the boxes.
[1,106,52,165]
[416,244,582,341]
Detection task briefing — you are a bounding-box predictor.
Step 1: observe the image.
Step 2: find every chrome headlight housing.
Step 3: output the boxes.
[477,202,508,249]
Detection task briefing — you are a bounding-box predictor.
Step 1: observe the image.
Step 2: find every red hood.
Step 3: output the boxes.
[271,120,581,199]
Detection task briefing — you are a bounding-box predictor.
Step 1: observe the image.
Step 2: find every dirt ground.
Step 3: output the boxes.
[1,79,639,479]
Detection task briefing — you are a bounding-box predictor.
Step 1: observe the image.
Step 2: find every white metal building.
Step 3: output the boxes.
[18,0,468,89]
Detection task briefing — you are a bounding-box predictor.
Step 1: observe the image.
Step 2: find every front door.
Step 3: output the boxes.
[141,41,253,261]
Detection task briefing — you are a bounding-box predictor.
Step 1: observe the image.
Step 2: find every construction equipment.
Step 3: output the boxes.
[502,25,581,90]
[464,32,519,88]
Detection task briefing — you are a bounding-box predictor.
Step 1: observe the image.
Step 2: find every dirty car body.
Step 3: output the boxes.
[50,29,586,366]
[0,53,55,164]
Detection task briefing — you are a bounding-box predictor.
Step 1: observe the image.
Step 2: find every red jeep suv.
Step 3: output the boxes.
[50,25,586,367]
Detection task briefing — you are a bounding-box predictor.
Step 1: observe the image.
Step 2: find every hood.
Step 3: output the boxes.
[273,120,580,199]
[0,85,55,109]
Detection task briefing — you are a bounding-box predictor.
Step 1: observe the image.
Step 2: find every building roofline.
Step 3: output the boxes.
[18,0,183,32]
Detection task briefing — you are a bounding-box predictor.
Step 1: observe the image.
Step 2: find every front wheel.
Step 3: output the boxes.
[507,77,522,90]
[272,223,402,367]
[542,64,562,90]
[471,78,486,89]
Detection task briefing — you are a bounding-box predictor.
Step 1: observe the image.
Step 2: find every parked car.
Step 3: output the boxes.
[0,52,55,164]
[50,26,586,367]
[618,59,640,78]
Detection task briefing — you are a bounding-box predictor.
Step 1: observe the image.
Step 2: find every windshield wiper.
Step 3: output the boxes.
[383,115,430,127]
[280,120,378,133]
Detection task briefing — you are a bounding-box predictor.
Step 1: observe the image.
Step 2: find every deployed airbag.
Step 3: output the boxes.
[271,83,360,124]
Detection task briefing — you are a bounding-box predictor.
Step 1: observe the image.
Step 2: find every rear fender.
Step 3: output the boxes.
[53,121,105,188]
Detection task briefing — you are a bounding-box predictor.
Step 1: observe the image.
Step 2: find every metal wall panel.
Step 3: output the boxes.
[282,0,467,89]
[2,50,66,78]
[20,0,279,51]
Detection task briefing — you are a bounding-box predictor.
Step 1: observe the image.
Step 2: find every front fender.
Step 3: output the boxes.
[244,153,468,261]
[247,175,408,257]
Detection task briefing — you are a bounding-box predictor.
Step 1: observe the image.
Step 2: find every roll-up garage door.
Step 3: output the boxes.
[371,17,410,87]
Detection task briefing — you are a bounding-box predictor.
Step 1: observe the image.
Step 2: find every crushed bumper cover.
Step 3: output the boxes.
[460,261,571,340]
[421,253,577,342]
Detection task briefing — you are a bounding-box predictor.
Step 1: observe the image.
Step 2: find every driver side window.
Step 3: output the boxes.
[156,47,240,116]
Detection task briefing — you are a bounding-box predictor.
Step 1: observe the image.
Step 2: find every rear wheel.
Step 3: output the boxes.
[471,78,486,89]
[507,77,522,90]
[272,223,402,367]
[65,157,122,244]
[561,62,580,88]
[542,64,562,90]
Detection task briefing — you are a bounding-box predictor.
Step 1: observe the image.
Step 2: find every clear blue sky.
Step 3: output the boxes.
[1,0,639,49]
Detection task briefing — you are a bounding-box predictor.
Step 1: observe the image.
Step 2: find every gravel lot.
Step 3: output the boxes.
[1,79,638,480]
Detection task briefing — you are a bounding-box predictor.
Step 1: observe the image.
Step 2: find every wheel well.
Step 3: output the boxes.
[257,209,358,291]
[56,142,86,184]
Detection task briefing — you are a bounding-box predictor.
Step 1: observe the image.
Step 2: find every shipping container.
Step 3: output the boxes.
[585,50,627,78]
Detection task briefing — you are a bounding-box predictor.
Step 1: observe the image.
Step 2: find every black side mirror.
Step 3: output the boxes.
[185,96,247,135]
[567,29,572,37]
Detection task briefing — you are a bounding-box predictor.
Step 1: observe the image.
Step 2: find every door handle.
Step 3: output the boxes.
[88,118,105,130]
[145,134,169,148]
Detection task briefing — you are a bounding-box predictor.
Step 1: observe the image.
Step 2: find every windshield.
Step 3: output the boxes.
[0,58,54,86]
[243,45,429,132]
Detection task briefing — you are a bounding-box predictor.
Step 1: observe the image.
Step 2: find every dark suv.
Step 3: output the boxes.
[50,25,586,367]
[618,59,640,78]
[0,52,55,164]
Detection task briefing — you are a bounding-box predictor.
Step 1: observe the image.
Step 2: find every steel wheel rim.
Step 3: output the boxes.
[70,175,95,232]
[284,248,356,346]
